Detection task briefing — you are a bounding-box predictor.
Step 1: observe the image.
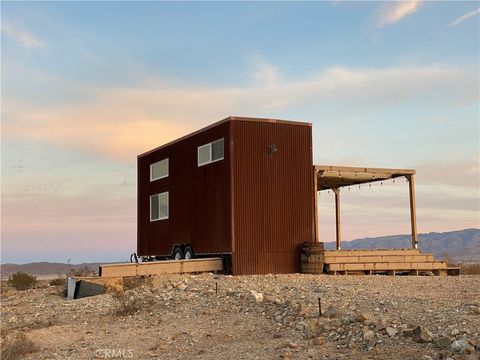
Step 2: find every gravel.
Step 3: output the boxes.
[1,274,479,359]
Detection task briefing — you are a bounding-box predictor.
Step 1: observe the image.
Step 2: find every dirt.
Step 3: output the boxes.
[1,274,479,359]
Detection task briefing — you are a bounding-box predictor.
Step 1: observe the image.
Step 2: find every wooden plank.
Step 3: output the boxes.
[327,261,448,271]
[315,165,416,175]
[100,258,223,277]
[324,254,436,264]
[324,249,421,256]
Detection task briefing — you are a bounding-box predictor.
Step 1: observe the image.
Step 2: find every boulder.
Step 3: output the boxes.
[413,326,433,343]
[451,338,468,353]
[363,330,375,342]
[375,318,388,331]
[386,327,398,337]
[436,336,452,349]
[325,305,338,318]
[249,290,263,303]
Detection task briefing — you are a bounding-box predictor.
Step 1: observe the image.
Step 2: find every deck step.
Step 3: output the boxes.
[324,254,435,264]
[326,260,448,271]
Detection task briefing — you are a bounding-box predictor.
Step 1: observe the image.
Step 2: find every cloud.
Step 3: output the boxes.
[2,63,475,162]
[447,7,480,27]
[1,23,44,48]
[376,1,421,27]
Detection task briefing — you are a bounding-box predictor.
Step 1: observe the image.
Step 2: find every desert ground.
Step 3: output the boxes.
[1,274,479,360]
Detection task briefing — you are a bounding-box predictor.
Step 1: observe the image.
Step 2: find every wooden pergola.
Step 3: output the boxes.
[313,165,418,250]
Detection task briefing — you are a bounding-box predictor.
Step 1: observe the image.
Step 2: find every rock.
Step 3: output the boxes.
[436,336,452,349]
[402,328,414,337]
[355,312,373,322]
[420,356,433,360]
[386,327,398,337]
[341,315,356,325]
[451,338,468,353]
[249,291,263,303]
[375,318,388,331]
[325,305,338,318]
[413,326,433,343]
[288,342,299,349]
[363,330,375,342]
[314,336,326,346]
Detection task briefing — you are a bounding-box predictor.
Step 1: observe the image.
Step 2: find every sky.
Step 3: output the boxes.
[1,1,479,264]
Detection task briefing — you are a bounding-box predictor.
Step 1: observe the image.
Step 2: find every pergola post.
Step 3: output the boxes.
[313,169,320,242]
[333,188,341,250]
[406,175,418,249]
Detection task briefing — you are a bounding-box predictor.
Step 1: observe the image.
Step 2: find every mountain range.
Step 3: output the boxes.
[1,229,478,278]
[324,228,479,262]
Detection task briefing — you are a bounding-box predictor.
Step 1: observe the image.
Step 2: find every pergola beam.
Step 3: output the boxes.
[313,164,418,250]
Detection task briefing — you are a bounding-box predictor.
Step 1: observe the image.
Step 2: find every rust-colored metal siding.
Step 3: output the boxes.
[231,120,314,274]
[137,121,231,257]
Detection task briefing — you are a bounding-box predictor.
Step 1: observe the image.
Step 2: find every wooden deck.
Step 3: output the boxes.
[324,249,460,276]
[99,258,224,278]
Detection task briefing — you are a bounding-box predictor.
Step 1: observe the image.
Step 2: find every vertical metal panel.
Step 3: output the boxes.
[231,120,314,274]
[137,121,232,257]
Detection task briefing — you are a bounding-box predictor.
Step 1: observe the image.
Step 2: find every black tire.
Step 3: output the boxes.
[172,247,183,260]
[183,246,194,260]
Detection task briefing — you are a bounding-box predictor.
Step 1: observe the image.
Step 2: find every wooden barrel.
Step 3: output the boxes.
[300,242,325,274]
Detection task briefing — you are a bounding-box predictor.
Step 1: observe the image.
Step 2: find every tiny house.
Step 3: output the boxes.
[137,116,314,275]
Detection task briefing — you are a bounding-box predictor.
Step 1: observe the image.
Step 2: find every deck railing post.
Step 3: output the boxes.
[333,188,341,250]
[407,175,418,249]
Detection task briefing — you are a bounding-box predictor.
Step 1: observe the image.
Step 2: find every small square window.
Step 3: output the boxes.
[150,158,168,181]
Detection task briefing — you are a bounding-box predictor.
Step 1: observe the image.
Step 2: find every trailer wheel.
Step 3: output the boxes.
[173,247,183,260]
[184,246,194,260]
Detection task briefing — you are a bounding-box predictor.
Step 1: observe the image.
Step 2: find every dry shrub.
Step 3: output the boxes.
[1,332,38,360]
[7,272,37,291]
[67,266,95,277]
[112,290,155,316]
[124,276,152,290]
[460,263,480,275]
[49,276,66,286]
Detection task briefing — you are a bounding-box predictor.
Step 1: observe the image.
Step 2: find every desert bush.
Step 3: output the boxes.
[460,263,480,275]
[7,272,37,290]
[1,332,38,360]
[67,266,95,277]
[49,276,66,286]
[124,276,153,290]
[112,290,155,316]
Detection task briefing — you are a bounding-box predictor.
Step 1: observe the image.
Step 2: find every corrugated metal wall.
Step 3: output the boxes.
[231,120,314,274]
[137,121,232,257]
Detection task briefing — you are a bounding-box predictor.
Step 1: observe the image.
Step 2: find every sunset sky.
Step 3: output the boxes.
[1,1,479,264]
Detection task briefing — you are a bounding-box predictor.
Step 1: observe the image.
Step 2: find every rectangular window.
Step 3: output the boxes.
[150,192,169,221]
[198,138,224,167]
[150,158,168,181]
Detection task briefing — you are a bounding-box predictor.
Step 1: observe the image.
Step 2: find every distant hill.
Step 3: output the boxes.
[324,228,480,262]
[1,229,478,278]
[0,262,103,279]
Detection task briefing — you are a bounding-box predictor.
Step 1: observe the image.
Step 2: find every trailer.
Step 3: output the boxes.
[137,117,314,275]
